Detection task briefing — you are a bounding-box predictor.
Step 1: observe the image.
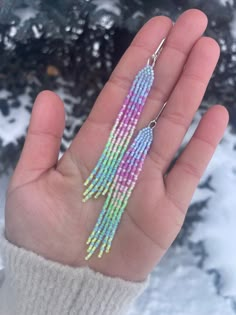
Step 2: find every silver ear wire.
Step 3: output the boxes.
[148,102,167,129]
[147,38,166,68]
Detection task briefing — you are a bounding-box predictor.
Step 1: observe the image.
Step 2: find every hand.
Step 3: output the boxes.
[5,9,228,282]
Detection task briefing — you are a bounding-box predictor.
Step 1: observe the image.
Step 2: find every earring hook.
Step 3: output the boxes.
[149,102,167,129]
[147,38,166,68]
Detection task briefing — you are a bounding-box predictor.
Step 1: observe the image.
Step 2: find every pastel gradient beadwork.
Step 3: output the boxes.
[82,65,154,202]
[82,39,166,260]
[85,127,153,260]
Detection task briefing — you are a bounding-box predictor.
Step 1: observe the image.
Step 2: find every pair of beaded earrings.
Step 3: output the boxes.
[83,38,166,260]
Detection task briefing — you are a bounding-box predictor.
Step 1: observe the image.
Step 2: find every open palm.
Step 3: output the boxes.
[5,9,228,282]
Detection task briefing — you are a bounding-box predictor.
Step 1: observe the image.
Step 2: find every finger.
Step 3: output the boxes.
[148,36,220,173]
[11,91,65,190]
[57,15,172,175]
[87,9,207,129]
[137,9,208,130]
[63,10,208,174]
[84,16,172,127]
[165,105,229,214]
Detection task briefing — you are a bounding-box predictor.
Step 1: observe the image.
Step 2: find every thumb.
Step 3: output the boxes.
[9,91,65,191]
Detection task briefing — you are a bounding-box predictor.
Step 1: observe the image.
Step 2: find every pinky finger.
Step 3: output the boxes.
[164,105,229,214]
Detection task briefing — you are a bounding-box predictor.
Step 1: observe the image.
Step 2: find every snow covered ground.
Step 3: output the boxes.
[129,117,236,315]
[0,101,236,314]
[129,246,235,315]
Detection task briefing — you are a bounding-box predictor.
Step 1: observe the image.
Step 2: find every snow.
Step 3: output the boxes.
[0,173,7,270]
[219,0,234,6]
[0,175,9,221]
[0,83,84,148]
[32,25,42,39]
[94,0,121,16]
[231,12,236,39]
[0,220,4,270]
[0,90,11,99]
[129,246,235,315]
[55,85,85,155]
[128,114,236,314]
[190,128,236,298]
[0,108,236,313]
[14,8,38,25]
[0,92,31,146]
[97,15,115,29]
[93,0,121,29]
[132,11,145,20]
[92,41,100,57]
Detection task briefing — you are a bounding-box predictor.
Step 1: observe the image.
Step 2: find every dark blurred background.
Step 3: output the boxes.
[0,0,235,173]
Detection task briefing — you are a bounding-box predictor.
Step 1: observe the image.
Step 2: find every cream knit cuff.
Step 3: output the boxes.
[0,226,148,315]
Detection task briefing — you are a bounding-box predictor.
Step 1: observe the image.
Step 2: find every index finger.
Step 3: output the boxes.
[85,16,173,127]
[58,16,172,175]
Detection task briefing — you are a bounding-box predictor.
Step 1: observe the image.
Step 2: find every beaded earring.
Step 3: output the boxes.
[83,38,166,259]
[85,102,166,260]
[82,38,165,202]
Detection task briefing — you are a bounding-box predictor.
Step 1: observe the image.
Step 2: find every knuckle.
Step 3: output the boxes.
[161,110,188,131]
[166,191,187,224]
[165,41,188,59]
[176,159,202,181]
[181,71,206,88]
[148,84,168,104]
[109,71,132,92]
[148,149,169,172]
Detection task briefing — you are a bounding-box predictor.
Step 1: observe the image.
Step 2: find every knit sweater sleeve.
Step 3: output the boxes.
[0,227,149,315]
